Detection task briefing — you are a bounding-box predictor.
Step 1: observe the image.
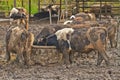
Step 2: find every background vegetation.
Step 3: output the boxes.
[0,0,120,16]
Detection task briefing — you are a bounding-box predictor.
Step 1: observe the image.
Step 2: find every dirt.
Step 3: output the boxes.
[0,18,120,80]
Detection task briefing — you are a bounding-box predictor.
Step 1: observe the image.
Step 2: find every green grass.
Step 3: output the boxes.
[0,0,120,16]
[6,0,65,14]
[2,0,39,14]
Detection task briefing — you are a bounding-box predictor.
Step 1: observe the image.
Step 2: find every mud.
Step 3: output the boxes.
[0,18,120,80]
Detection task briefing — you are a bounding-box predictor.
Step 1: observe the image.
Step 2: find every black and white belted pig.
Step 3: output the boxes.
[33,24,69,45]
[37,27,110,66]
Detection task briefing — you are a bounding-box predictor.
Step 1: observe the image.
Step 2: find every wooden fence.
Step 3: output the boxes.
[0,0,120,18]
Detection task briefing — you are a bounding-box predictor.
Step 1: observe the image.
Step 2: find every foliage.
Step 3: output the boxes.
[0,0,120,16]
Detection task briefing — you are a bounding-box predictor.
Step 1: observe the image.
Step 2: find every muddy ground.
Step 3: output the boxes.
[0,18,120,80]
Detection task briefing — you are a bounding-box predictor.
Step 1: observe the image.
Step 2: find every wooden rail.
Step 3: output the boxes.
[32,45,56,49]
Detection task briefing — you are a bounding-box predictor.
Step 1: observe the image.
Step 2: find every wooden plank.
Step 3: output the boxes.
[0,18,10,21]
[32,45,56,49]
[0,0,6,2]
[0,10,9,12]
[38,3,64,5]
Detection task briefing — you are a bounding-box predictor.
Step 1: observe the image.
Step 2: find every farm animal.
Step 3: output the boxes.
[35,27,109,66]
[70,12,96,21]
[98,19,118,48]
[9,7,29,30]
[65,14,118,48]
[33,24,69,45]
[64,20,98,28]
[5,27,34,66]
[34,4,59,19]
[64,12,96,25]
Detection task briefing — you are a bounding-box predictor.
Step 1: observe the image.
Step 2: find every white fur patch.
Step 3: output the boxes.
[70,15,76,19]
[10,8,19,17]
[55,28,74,40]
[63,20,73,25]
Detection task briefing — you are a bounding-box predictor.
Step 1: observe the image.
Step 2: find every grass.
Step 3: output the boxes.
[0,1,120,16]
[1,0,39,14]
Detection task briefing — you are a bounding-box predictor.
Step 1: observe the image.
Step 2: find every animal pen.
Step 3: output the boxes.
[0,0,120,65]
[0,1,120,79]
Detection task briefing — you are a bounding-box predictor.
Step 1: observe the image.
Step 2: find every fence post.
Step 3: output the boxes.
[21,0,24,7]
[49,9,52,24]
[14,0,16,7]
[60,0,62,17]
[82,0,85,12]
[65,0,68,19]
[38,0,40,12]
[76,0,79,13]
[29,0,31,20]
[100,0,102,20]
